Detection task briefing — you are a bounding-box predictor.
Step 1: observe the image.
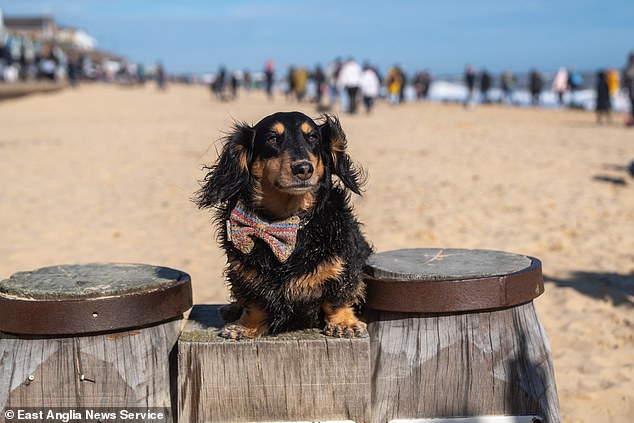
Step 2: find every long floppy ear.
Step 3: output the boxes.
[195,122,255,208]
[319,114,365,195]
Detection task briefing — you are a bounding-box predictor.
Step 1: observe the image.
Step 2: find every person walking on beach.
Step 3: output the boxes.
[414,70,432,100]
[464,64,476,107]
[293,67,308,102]
[230,70,240,99]
[480,69,492,104]
[360,63,380,113]
[500,70,515,104]
[286,66,296,101]
[313,65,326,106]
[622,52,634,127]
[529,68,543,106]
[398,66,407,103]
[264,59,275,100]
[137,63,146,85]
[67,51,80,87]
[595,69,611,125]
[156,61,166,90]
[326,58,342,110]
[212,66,227,100]
[338,57,362,113]
[552,67,568,107]
[567,66,583,108]
[386,66,403,105]
[606,68,619,106]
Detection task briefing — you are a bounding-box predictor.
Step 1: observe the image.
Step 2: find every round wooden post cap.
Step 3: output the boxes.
[0,263,193,335]
[363,248,543,313]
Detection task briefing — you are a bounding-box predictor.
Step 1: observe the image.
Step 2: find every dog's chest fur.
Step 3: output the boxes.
[221,188,370,331]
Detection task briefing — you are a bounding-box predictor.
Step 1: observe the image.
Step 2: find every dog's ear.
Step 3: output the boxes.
[195,122,255,208]
[319,115,365,195]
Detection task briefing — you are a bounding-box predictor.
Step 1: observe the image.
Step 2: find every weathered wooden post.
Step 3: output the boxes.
[0,263,192,420]
[178,304,371,422]
[364,248,560,423]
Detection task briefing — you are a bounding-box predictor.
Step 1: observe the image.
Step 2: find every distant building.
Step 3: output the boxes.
[56,26,97,51]
[3,15,57,40]
[2,14,96,52]
[0,10,133,82]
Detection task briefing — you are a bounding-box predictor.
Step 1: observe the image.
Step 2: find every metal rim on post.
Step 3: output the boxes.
[0,264,193,335]
[363,249,544,313]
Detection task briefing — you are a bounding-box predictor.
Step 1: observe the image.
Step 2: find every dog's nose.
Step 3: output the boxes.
[291,161,314,181]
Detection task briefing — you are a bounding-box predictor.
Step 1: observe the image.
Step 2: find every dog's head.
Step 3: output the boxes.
[196,111,364,219]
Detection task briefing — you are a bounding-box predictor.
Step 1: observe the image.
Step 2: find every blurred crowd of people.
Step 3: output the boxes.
[209,57,433,115]
[462,54,634,126]
[0,31,168,89]
[4,27,633,127]
[0,33,70,82]
[464,64,593,108]
[206,52,634,127]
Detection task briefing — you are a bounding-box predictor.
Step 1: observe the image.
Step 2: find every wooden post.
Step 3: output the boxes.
[364,248,561,423]
[0,263,192,420]
[178,304,371,422]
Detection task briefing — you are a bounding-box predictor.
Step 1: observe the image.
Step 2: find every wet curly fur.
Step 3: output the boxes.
[195,111,372,339]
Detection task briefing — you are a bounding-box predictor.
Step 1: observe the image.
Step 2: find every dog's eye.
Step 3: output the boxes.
[267,135,279,144]
[307,133,318,144]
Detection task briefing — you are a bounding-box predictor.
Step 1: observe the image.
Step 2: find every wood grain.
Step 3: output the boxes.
[0,319,181,419]
[0,263,185,300]
[364,248,560,423]
[367,303,560,423]
[0,263,191,335]
[365,248,532,281]
[178,304,370,422]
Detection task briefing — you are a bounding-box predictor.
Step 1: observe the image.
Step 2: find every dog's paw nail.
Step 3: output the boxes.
[353,326,367,337]
[325,325,338,337]
[324,322,366,338]
[218,324,246,340]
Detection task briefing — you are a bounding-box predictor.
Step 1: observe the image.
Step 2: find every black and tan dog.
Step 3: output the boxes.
[196,111,372,339]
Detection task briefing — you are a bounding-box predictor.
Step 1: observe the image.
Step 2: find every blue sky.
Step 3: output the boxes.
[1,0,633,75]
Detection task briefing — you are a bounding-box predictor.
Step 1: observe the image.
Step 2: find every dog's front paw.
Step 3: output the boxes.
[218,323,252,340]
[323,320,367,338]
[218,322,268,340]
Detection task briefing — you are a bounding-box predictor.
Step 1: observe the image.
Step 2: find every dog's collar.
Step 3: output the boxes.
[227,202,308,262]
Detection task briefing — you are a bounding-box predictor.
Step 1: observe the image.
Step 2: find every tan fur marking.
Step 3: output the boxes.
[250,158,265,206]
[330,135,345,167]
[251,152,317,218]
[353,280,367,302]
[300,121,313,134]
[224,304,269,338]
[238,305,268,336]
[272,122,285,135]
[323,303,359,327]
[251,157,264,178]
[286,257,345,301]
[234,144,248,172]
[299,191,315,212]
[308,150,324,179]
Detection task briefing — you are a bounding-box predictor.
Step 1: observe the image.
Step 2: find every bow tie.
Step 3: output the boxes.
[227,203,301,262]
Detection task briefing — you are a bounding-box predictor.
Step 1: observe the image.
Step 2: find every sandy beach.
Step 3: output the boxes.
[0,83,632,422]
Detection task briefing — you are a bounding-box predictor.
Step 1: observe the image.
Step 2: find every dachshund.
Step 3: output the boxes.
[195,111,372,339]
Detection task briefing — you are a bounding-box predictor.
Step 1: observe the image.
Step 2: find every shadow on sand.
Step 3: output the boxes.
[544,271,634,307]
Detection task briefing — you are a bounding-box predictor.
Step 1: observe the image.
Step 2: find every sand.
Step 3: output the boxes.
[0,84,632,422]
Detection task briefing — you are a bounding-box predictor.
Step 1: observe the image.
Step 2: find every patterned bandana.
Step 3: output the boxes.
[227,203,301,262]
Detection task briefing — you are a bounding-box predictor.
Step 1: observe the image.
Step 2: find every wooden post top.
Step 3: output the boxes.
[364,248,543,313]
[180,304,368,343]
[0,263,192,335]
